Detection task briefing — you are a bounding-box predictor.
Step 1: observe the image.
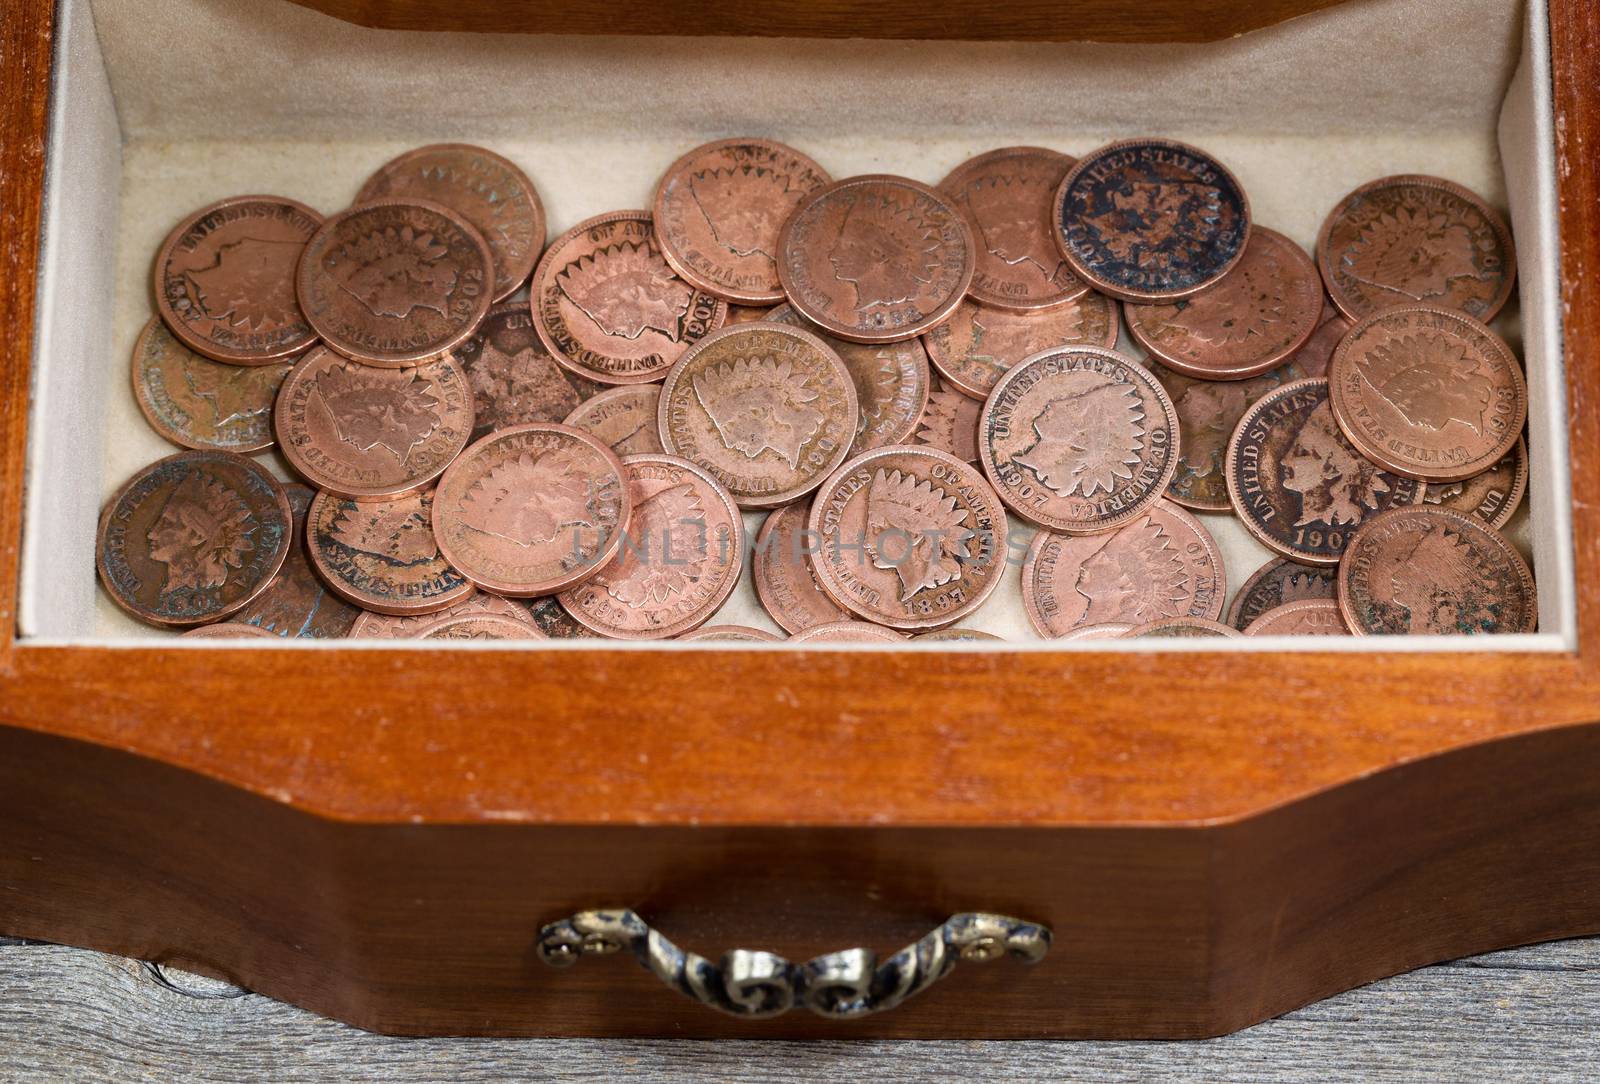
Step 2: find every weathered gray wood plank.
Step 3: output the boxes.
[1,938,1596,1083]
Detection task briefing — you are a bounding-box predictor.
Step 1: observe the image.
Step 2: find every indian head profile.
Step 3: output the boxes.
[1371,522,1498,632]
[1072,516,1189,626]
[688,166,793,261]
[311,363,441,464]
[330,500,439,563]
[829,192,943,310]
[147,471,255,594]
[183,237,302,328]
[692,355,826,468]
[333,224,459,319]
[964,174,1067,285]
[457,448,599,547]
[1012,372,1146,497]
[1175,381,1249,478]
[1353,334,1494,433]
[1280,401,1391,526]
[1345,207,1481,301]
[864,468,971,601]
[595,482,707,607]
[557,241,694,341]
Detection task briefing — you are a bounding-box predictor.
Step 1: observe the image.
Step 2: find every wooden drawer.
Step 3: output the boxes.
[1,0,1597,1038]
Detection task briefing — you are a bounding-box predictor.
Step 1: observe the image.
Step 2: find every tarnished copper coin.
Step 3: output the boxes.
[1422,437,1527,529]
[563,385,665,456]
[1285,305,1351,379]
[1225,558,1338,631]
[922,292,1119,401]
[726,305,774,325]
[652,137,831,304]
[1243,599,1351,637]
[558,454,744,639]
[234,483,361,638]
[914,627,1004,642]
[349,591,542,639]
[1151,359,1303,512]
[416,614,547,641]
[979,346,1179,534]
[1054,139,1250,302]
[1225,378,1425,565]
[153,195,322,365]
[532,210,727,385]
[1059,622,1135,641]
[456,302,602,442]
[182,622,278,640]
[789,621,907,643]
[1021,500,1225,638]
[1122,616,1241,639]
[679,625,784,642]
[307,488,474,616]
[766,304,931,454]
[523,596,595,638]
[937,146,1087,310]
[914,381,982,464]
[97,451,291,628]
[432,423,631,597]
[355,143,546,301]
[1123,227,1322,380]
[807,446,1007,630]
[297,199,493,366]
[1338,506,1536,635]
[751,502,849,634]
[1328,305,1526,483]
[657,323,858,509]
[274,347,473,500]
[776,175,975,344]
[131,316,291,453]
[1316,174,1515,322]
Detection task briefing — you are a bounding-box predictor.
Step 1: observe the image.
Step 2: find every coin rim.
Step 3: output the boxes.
[678,624,785,642]
[923,292,1121,401]
[304,488,477,616]
[413,613,549,641]
[1242,598,1351,636]
[131,315,288,454]
[1224,556,1338,630]
[788,620,908,643]
[1424,435,1529,530]
[1121,616,1243,638]
[751,501,849,635]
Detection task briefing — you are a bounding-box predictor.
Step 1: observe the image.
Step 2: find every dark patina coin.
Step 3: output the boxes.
[455,302,603,442]
[233,483,361,638]
[1225,557,1339,631]
[307,488,475,615]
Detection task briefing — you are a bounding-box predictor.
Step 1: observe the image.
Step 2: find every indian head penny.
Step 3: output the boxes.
[1243,599,1351,636]
[1225,558,1338,631]
[1338,506,1536,635]
[455,303,602,442]
[557,454,745,639]
[532,210,727,385]
[296,199,493,366]
[1123,227,1322,380]
[274,347,473,500]
[153,195,322,365]
[776,175,974,344]
[1316,174,1515,322]
[349,591,542,639]
[131,316,292,454]
[1225,378,1424,565]
[679,625,784,642]
[914,381,983,464]
[751,502,849,634]
[355,143,546,301]
[922,292,1119,401]
[234,483,361,638]
[1054,139,1250,302]
[97,451,291,628]
[432,423,631,597]
[182,622,278,640]
[1122,616,1241,638]
[416,614,547,641]
[1021,500,1225,638]
[978,346,1179,534]
[937,146,1087,310]
[1328,306,1526,483]
[563,385,665,456]
[789,621,908,643]
[1422,437,1527,529]
[307,488,475,616]
[806,446,1007,630]
[657,323,858,509]
[652,137,832,304]
[1151,359,1304,512]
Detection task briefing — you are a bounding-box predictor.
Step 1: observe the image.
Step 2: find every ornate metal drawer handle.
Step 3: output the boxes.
[537,909,1051,1018]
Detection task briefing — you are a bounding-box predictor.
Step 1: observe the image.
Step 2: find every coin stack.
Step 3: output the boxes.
[100,136,1537,642]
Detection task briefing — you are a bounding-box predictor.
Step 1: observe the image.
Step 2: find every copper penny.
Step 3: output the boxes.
[432,423,631,597]
[765,304,932,454]
[1422,437,1527,529]
[355,143,546,301]
[652,137,832,304]
[1328,305,1526,483]
[97,451,291,628]
[563,385,665,456]
[776,175,975,344]
[297,198,493,366]
[807,446,1007,630]
[1243,599,1351,636]
[657,323,858,509]
[531,210,728,385]
[1151,359,1305,512]
[307,488,474,616]
[1316,174,1516,322]
[914,628,1004,642]
[1053,139,1250,302]
[751,502,849,634]
[274,347,473,500]
[914,380,982,464]
[131,316,291,453]
[979,346,1179,534]
[1224,558,1339,631]
[1058,622,1134,641]
[455,302,602,442]
[922,292,1119,401]
[1123,227,1321,380]
[679,625,784,642]
[1338,506,1536,635]
[153,195,322,365]
[789,621,907,643]
[1021,500,1225,638]
[233,483,361,638]
[937,146,1087,310]
[416,614,547,641]
[350,591,542,639]
[1285,305,1351,379]
[181,622,278,639]
[558,454,745,640]
[1122,616,1241,638]
[1225,378,1424,565]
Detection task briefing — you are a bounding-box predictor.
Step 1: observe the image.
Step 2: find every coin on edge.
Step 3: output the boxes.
[1243,599,1351,636]
[233,483,361,638]
[131,315,292,453]
[751,501,850,635]
[307,488,475,616]
[455,302,603,442]
[1422,437,1527,529]
[1152,358,1304,513]
[97,450,291,628]
[1225,558,1339,631]
[679,625,785,642]
[979,345,1179,533]
[1122,616,1241,639]
[563,385,665,456]
[153,195,322,365]
[922,292,1119,401]
[1338,506,1536,635]
[789,621,908,643]
[349,591,543,639]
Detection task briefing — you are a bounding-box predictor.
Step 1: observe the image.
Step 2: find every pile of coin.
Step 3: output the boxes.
[100,137,1537,642]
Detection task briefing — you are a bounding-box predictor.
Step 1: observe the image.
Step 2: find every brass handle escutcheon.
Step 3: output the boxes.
[537,909,1051,1018]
